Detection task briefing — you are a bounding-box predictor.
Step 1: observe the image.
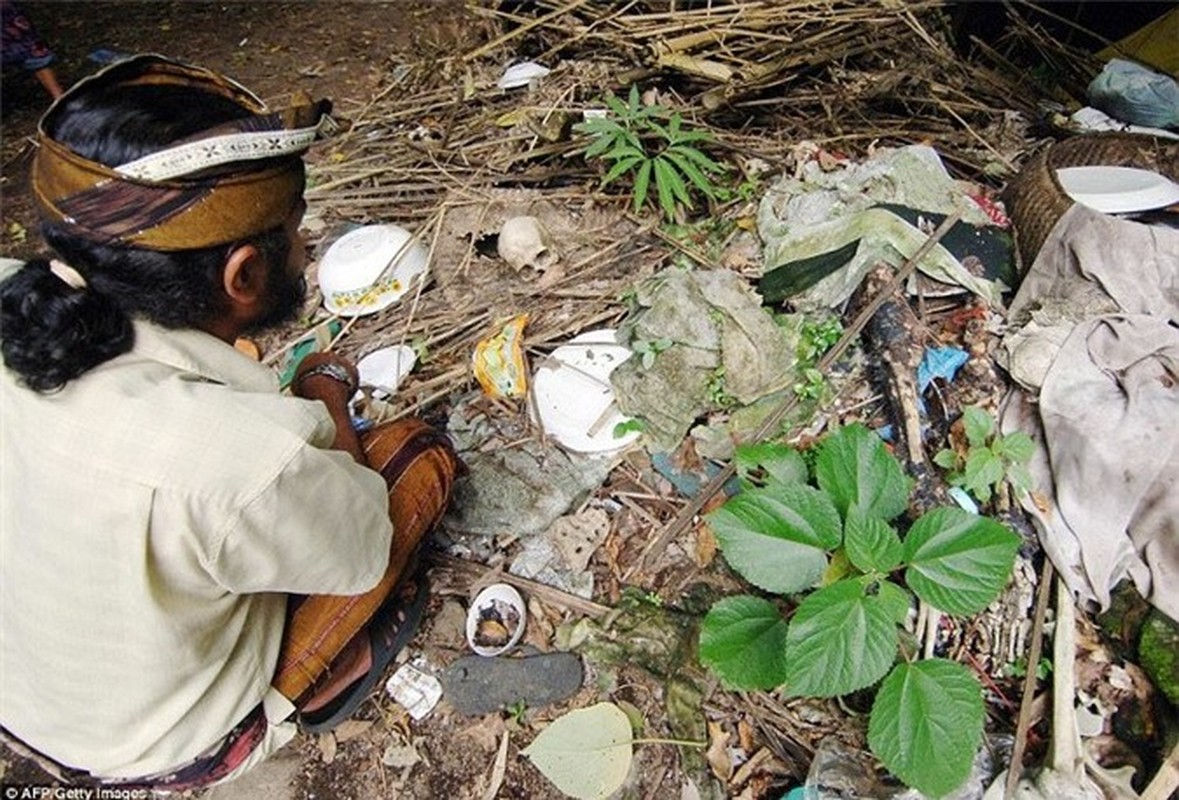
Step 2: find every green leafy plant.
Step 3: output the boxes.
[706,366,738,409]
[792,366,825,401]
[631,337,673,369]
[575,86,727,220]
[612,418,646,439]
[797,314,843,363]
[505,699,529,725]
[933,406,1034,503]
[789,313,842,401]
[699,424,1020,797]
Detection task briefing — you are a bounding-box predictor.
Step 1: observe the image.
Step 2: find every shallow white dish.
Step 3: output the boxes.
[1056,166,1179,214]
[318,224,429,317]
[530,329,640,455]
[497,61,550,89]
[357,345,417,397]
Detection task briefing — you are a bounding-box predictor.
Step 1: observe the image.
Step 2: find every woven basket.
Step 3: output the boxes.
[1003,132,1179,268]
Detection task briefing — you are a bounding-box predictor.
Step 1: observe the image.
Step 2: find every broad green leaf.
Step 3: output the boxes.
[606,92,629,117]
[994,431,1034,464]
[633,159,653,213]
[523,702,634,800]
[1008,462,1033,495]
[734,442,808,489]
[844,507,903,574]
[707,484,841,593]
[699,595,789,690]
[814,424,912,522]
[932,448,959,470]
[903,508,1019,616]
[822,548,854,585]
[876,580,912,625]
[961,406,994,447]
[962,448,1003,501]
[601,155,643,186]
[784,579,900,697]
[868,659,984,798]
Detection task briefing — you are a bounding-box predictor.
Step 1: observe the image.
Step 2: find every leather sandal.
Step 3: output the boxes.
[297,571,429,734]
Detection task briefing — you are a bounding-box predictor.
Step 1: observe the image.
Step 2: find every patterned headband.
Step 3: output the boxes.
[31,54,336,251]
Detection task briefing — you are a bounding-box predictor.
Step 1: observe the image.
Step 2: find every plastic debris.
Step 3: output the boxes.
[917,346,970,395]
[385,661,443,721]
[497,61,550,89]
[1087,59,1179,130]
[472,314,529,398]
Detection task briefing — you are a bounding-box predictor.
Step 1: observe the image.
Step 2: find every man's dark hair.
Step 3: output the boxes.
[0,83,293,392]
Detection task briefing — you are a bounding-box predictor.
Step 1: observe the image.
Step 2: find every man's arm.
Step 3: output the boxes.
[291,352,366,465]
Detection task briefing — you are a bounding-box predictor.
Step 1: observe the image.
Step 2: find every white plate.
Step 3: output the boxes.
[1056,166,1179,214]
[357,345,417,397]
[318,224,429,317]
[530,329,640,454]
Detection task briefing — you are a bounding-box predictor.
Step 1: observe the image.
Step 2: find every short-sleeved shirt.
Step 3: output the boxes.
[0,312,393,778]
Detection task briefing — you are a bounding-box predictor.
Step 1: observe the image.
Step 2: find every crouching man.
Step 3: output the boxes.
[0,55,456,790]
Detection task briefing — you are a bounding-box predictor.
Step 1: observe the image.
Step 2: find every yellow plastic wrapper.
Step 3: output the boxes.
[472,314,529,398]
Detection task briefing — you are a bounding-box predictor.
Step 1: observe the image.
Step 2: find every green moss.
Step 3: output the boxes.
[1139,610,1179,707]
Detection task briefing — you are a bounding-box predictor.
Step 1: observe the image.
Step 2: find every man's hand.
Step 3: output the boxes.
[291,352,367,465]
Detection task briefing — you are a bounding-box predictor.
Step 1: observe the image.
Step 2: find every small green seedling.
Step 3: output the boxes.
[933,406,1034,503]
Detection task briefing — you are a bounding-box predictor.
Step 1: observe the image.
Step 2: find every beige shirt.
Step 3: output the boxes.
[0,314,393,778]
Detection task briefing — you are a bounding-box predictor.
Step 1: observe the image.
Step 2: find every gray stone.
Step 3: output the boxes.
[441,652,584,716]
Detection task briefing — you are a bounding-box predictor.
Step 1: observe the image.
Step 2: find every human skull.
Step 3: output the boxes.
[497,216,558,272]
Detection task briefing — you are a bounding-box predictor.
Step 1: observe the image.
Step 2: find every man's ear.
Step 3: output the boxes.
[221,244,268,316]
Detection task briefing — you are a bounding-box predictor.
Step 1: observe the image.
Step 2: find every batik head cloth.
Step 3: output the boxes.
[31,54,336,252]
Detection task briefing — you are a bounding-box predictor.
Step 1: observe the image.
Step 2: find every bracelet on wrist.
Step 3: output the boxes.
[295,361,359,396]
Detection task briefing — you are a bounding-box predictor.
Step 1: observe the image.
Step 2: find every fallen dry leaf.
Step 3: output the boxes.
[705,720,733,781]
[334,718,375,742]
[480,730,510,800]
[317,732,337,764]
[694,524,717,568]
[737,718,755,753]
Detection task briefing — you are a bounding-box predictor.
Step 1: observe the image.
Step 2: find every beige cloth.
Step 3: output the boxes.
[1000,203,1179,619]
[0,313,392,778]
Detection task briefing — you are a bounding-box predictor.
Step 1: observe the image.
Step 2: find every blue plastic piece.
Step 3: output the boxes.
[917,346,969,395]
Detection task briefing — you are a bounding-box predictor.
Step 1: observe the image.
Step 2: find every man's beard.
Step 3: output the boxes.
[247,266,306,333]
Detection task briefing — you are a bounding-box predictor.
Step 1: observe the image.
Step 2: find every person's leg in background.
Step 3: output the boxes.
[1,0,64,99]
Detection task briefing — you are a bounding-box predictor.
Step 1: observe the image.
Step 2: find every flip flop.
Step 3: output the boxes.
[298,571,430,734]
